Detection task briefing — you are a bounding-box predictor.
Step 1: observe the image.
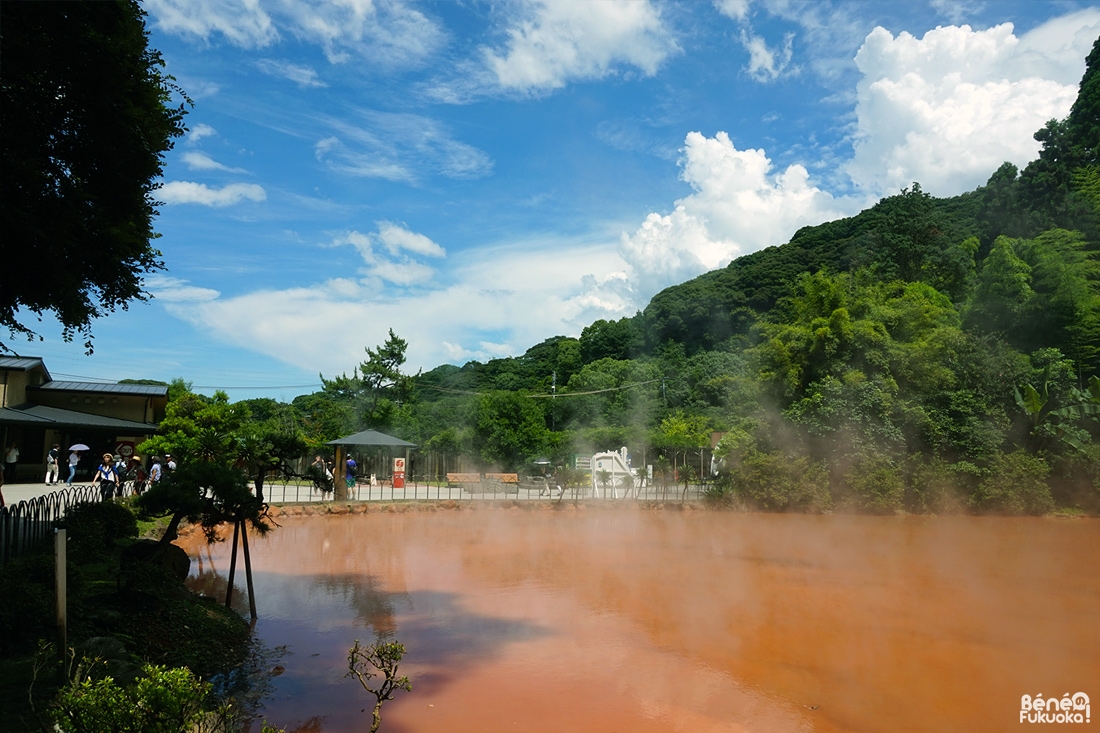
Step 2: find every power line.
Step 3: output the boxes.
[412,378,662,398]
[191,385,321,391]
[50,371,322,391]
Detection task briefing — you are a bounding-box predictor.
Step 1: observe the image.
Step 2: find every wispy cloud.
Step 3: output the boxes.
[315,110,493,183]
[330,223,446,288]
[256,58,327,88]
[180,151,248,173]
[145,275,220,302]
[429,0,679,102]
[159,181,267,207]
[740,30,795,82]
[146,0,444,69]
[144,0,279,47]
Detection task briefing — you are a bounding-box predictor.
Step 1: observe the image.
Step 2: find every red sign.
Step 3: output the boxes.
[393,457,406,489]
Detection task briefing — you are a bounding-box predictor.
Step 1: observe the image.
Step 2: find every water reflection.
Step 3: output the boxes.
[183,510,1100,732]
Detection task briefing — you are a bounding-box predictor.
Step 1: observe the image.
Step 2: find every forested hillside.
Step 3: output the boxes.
[171,38,1100,515]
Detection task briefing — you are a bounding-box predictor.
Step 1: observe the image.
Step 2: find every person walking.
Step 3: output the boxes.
[128,456,148,495]
[44,443,60,485]
[4,441,19,482]
[93,453,120,500]
[149,455,163,484]
[346,456,358,489]
[66,449,81,486]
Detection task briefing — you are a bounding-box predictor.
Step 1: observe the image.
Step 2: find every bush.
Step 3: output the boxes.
[969,451,1054,515]
[55,501,138,555]
[726,450,831,512]
[838,454,906,513]
[53,662,209,733]
[0,552,58,655]
[904,456,978,514]
[1048,444,1100,513]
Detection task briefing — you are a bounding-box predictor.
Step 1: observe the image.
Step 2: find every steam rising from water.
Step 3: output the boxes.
[186,509,1099,732]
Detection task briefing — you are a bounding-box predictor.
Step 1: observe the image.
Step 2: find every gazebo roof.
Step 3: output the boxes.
[326,429,417,448]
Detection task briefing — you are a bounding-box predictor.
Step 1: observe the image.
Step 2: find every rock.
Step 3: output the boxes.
[121,539,191,580]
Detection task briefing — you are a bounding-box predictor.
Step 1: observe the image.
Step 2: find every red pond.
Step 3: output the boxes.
[183,506,1099,732]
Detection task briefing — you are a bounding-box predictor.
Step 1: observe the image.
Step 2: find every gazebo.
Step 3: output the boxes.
[326,430,417,499]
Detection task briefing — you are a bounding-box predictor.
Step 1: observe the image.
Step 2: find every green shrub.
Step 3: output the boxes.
[728,450,831,512]
[1048,444,1100,513]
[0,552,58,655]
[838,454,906,513]
[904,456,978,514]
[970,451,1054,515]
[55,501,138,555]
[53,662,209,733]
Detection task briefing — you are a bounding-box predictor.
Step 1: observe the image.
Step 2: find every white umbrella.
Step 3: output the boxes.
[69,443,90,451]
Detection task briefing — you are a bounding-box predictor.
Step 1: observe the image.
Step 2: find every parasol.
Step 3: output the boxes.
[69,443,90,451]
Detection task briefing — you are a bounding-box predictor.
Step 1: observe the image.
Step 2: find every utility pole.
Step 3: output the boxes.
[551,371,556,431]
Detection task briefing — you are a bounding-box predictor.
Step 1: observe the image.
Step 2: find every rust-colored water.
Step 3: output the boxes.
[184,508,1099,732]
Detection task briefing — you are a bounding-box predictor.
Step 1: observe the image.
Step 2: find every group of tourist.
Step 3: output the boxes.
[90,452,176,500]
[309,454,358,493]
[51,449,175,501]
[0,443,181,507]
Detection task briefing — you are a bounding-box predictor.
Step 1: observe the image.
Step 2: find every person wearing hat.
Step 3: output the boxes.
[44,443,60,485]
[128,456,148,495]
[93,453,120,500]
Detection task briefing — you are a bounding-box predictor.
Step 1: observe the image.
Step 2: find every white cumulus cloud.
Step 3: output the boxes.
[848,15,1100,197]
[619,131,862,297]
[159,181,267,207]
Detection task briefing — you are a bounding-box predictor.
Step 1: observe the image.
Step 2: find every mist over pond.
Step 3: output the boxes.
[185,507,1099,732]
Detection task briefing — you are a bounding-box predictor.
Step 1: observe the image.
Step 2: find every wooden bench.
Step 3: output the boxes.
[484,473,519,484]
[446,472,481,487]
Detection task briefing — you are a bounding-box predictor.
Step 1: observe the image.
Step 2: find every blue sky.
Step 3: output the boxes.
[17,0,1100,401]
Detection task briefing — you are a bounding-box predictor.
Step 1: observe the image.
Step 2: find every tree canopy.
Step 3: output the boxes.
[0,0,188,352]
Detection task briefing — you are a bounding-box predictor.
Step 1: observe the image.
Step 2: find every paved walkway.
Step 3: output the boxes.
[1,480,77,507]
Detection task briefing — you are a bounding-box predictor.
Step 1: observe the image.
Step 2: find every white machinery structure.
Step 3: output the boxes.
[591,446,634,498]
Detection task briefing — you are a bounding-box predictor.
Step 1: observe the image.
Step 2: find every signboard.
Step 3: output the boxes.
[393,457,406,489]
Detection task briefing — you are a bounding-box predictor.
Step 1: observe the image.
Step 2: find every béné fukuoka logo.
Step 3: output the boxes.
[1021,693,1091,724]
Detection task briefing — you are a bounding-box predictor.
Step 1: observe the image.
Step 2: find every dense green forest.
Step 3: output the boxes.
[163,39,1100,515]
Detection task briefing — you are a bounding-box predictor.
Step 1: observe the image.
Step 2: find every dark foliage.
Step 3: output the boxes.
[0,0,188,351]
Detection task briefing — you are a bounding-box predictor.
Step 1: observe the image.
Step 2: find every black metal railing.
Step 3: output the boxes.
[0,481,143,565]
[262,475,706,504]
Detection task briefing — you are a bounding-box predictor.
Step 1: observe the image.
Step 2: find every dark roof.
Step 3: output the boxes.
[0,403,159,431]
[327,429,417,448]
[30,381,168,397]
[0,356,50,378]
